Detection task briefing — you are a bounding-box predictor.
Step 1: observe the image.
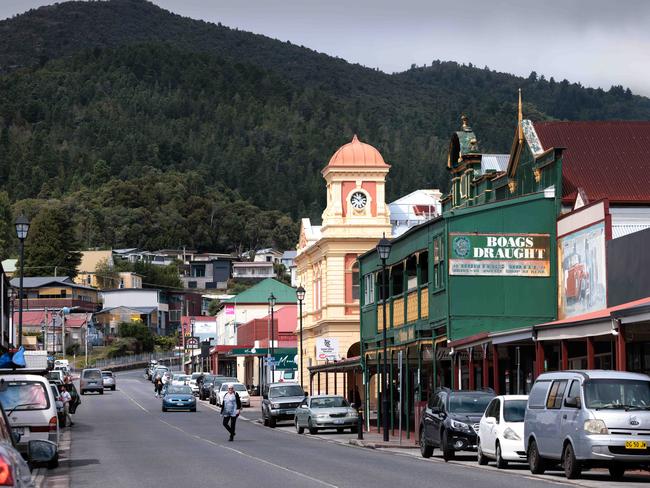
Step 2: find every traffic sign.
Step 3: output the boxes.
[186,337,199,349]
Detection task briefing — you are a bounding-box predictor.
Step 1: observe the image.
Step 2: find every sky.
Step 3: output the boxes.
[2,0,650,96]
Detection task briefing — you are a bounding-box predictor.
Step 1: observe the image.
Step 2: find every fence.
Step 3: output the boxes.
[92,351,178,370]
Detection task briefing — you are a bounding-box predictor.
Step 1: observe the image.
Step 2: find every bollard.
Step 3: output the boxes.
[357,410,364,440]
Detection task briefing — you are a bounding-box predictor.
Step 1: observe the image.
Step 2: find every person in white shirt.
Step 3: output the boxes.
[60,386,74,427]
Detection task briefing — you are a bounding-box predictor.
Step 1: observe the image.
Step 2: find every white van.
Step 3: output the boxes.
[0,374,59,457]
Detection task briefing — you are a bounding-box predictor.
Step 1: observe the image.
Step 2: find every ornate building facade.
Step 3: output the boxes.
[295,135,392,394]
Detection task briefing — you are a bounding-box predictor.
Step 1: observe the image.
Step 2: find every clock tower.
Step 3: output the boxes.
[320,134,391,237]
[295,134,392,396]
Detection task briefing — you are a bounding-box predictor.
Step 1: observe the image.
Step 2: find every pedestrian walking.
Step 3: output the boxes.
[154,377,163,397]
[60,386,74,427]
[220,384,241,441]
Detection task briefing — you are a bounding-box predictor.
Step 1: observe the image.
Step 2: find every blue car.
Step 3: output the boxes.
[162,385,196,412]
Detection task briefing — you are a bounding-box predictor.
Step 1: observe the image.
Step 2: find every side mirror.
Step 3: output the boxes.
[431,407,441,415]
[350,403,357,410]
[565,396,580,408]
[28,440,57,467]
[485,416,496,425]
[12,432,21,444]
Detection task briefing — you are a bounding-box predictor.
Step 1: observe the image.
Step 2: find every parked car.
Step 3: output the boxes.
[295,395,358,434]
[216,383,250,407]
[49,381,80,414]
[101,371,116,391]
[151,366,169,383]
[0,374,60,461]
[199,376,216,401]
[477,395,528,468]
[46,370,65,384]
[0,398,52,480]
[50,384,64,427]
[80,368,104,395]
[171,374,190,387]
[262,382,305,428]
[525,370,650,480]
[162,385,196,412]
[209,377,237,405]
[420,387,495,461]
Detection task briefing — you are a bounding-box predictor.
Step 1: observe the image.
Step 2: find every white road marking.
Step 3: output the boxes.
[119,388,149,413]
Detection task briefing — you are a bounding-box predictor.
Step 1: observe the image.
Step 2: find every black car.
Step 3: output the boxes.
[420,388,494,461]
[199,375,216,401]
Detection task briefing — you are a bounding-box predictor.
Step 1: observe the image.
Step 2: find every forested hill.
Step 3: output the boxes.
[1,0,650,255]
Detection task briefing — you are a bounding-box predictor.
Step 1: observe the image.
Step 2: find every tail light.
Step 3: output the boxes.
[49,416,58,432]
[0,454,14,486]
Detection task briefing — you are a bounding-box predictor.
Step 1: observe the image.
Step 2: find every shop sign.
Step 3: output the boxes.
[316,338,339,361]
[449,233,550,277]
[225,304,235,315]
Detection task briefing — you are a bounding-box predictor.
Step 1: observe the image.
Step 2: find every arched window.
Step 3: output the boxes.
[351,262,360,300]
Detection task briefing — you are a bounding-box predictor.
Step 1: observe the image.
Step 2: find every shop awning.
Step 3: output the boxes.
[308,356,361,373]
[537,320,612,341]
[490,327,533,345]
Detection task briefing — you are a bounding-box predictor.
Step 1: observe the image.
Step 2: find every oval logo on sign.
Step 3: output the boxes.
[630,416,640,426]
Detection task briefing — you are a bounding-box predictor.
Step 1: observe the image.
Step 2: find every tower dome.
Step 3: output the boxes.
[325,135,389,168]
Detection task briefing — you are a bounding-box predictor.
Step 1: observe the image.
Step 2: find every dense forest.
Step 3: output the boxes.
[1,0,650,257]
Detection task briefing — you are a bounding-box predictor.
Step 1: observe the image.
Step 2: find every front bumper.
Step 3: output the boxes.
[447,430,478,451]
[312,417,357,429]
[498,437,527,461]
[578,435,650,464]
[270,408,297,420]
[163,400,196,410]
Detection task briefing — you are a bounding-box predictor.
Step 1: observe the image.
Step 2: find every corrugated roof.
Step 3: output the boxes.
[533,121,650,204]
[9,276,95,290]
[222,278,297,305]
[481,154,509,173]
[612,224,650,239]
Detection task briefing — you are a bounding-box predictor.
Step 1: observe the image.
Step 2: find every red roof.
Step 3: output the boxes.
[534,121,650,205]
[12,311,89,328]
[535,295,650,328]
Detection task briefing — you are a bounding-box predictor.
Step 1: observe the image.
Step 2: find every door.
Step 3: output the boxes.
[541,379,568,458]
[422,392,438,443]
[297,398,309,426]
[560,380,582,448]
[480,398,500,456]
[430,392,446,447]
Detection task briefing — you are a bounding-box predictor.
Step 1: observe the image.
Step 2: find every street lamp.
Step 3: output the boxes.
[268,293,276,380]
[376,234,392,442]
[190,317,196,373]
[14,214,30,348]
[296,286,305,390]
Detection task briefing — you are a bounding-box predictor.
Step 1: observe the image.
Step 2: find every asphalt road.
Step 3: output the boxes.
[66,370,569,488]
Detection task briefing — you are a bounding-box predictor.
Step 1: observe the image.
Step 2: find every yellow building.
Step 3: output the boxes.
[75,250,142,289]
[295,135,392,396]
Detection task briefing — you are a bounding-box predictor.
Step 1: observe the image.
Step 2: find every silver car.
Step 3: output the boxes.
[294,395,359,435]
[101,371,116,391]
[525,370,650,481]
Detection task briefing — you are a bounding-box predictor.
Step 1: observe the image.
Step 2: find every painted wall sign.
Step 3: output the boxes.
[316,337,339,361]
[558,222,607,319]
[449,233,550,277]
[224,304,235,315]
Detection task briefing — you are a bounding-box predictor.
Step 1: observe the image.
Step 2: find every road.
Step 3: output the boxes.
[58,370,640,488]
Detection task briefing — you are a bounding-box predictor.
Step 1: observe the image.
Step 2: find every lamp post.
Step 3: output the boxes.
[190,317,196,373]
[268,293,276,380]
[376,235,392,442]
[296,286,305,390]
[14,215,30,347]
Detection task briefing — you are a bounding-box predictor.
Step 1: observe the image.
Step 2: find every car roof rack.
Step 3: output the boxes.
[0,368,50,376]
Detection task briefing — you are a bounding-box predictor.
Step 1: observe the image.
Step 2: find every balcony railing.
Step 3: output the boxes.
[23,298,98,312]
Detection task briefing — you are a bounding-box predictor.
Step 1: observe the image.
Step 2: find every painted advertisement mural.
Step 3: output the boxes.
[449,233,550,277]
[558,222,607,319]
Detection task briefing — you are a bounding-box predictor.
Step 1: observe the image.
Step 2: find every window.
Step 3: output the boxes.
[406,256,417,291]
[432,236,445,290]
[187,281,197,289]
[363,274,375,305]
[0,381,49,411]
[419,251,429,285]
[392,265,404,296]
[377,270,387,301]
[351,262,360,301]
[192,265,206,278]
[528,380,551,409]
[546,380,568,409]
[503,400,527,422]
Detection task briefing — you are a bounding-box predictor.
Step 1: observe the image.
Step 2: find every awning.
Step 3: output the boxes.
[537,320,612,341]
[491,328,533,345]
[308,356,361,373]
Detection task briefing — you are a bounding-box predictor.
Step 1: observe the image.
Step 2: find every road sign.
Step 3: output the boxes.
[264,357,276,365]
[186,337,199,349]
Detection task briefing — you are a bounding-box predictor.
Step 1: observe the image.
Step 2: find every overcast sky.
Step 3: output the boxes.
[3,0,650,96]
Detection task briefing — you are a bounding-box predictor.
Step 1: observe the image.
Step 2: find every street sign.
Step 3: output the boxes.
[186,337,199,349]
[264,357,276,365]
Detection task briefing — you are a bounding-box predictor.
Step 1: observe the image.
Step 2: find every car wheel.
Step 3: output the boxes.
[99,390,104,395]
[263,415,269,427]
[191,407,196,412]
[336,428,344,433]
[162,407,167,412]
[308,418,318,435]
[111,386,116,391]
[609,465,625,480]
[477,438,488,465]
[350,426,358,434]
[563,443,581,479]
[295,419,304,434]
[441,430,454,462]
[495,442,508,469]
[80,390,85,395]
[420,428,433,458]
[527,439,546,474]
[269,417,276,428]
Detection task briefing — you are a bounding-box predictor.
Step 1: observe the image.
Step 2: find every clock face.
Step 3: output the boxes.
[350,191,368,210]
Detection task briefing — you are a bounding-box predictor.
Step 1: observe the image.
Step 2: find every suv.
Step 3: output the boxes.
[525,370,650,481]
[420,387,495,461]
[80,368,104,395]
[261,382,305,428]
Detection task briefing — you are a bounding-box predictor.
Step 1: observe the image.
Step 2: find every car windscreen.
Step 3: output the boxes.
[269,385,304,398]
[101,372,113,377]
[584,379,650,409]
[0,381,50,411]
[503,400,527,422]
[221,383,247,392]
[82,370,101,380]
[167,386,192,395]
[311,397,349,408]
[448,394,492,414]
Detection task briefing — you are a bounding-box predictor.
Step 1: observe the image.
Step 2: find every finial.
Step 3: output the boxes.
[461,115,469,129]
[352,134,359,143]
[518,88,523,142]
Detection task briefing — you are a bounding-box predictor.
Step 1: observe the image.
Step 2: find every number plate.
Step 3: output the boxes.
[333,419,344,424]
[12,427,24,436]
[625,441,646,449]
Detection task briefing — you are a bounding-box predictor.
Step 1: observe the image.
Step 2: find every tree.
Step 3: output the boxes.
[207,299,220,316]
[0,192,15,259]
[119,321,154,352]
[21,205,81,277]
[95,258,120,289]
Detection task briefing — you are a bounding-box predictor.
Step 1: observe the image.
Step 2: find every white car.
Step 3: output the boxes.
[478,395,528,468]
[171,374,190,387]
[217,383,250,407]
[187,379,199,396]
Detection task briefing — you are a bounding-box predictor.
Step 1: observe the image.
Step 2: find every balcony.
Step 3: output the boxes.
[21,298,99,312]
